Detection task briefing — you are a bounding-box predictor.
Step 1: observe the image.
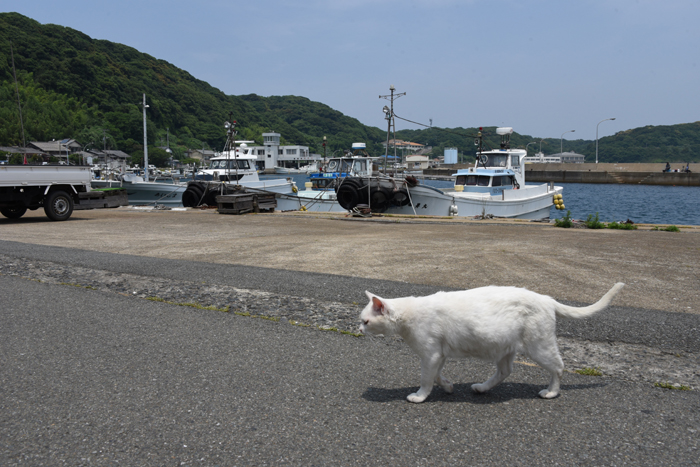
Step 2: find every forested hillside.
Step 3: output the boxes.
[1,12,698,164]
[0,12,384,162]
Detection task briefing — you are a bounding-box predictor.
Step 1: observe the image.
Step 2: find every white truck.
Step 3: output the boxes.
[0,164,92,221]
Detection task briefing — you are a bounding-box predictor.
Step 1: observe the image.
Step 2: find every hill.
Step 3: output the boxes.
[1,12,698,164]
[0,12,384,162]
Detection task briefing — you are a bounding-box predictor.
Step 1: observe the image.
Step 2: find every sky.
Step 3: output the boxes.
[6,0,700,141]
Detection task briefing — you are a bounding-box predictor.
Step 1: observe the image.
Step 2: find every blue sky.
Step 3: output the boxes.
[7,0,700,142]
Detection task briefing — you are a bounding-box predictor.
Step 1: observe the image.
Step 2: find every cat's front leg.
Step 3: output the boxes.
[407,355,441,403]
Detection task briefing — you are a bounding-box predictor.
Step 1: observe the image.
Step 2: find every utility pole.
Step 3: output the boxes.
[142,94,149,181]
[379,85,406,175]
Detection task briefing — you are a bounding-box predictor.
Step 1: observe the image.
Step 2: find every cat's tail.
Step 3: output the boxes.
[553,283,625,319]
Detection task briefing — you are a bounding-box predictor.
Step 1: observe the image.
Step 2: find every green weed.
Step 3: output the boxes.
[608,221,638,230]
[574,367,603,376]
[554,210,573,228]
[584,212,605,229]
[654,382,690,390]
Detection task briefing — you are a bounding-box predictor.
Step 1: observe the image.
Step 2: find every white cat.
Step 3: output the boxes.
[359,283,624,403]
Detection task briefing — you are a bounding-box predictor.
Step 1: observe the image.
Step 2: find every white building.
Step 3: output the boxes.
[247,132,321,171]
[523,152,585,164]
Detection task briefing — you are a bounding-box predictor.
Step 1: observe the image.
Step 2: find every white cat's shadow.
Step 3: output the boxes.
[361,380,609,404]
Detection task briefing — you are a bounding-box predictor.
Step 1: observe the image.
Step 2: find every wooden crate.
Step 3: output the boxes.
[216,194,254,214]
[253,193,277,212]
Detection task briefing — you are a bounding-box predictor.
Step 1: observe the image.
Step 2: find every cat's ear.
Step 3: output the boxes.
[371,296,387,316]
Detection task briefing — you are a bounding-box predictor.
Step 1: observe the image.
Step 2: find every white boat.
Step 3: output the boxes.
[91,174,187,207]
[274,145,376,213]
[275,129,563,219]
[274,162,318,174]
[181,126,296,207]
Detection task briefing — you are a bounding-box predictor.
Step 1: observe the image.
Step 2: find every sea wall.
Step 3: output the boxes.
[524,170,699,186]
[424,163,700,186]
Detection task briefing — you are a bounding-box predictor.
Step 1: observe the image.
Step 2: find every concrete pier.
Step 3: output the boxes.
[424,163,699,186]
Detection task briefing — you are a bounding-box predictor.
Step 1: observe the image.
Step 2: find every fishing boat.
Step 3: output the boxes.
[181,121,296,207]
[91,174,187,207]
[274,144,377,212]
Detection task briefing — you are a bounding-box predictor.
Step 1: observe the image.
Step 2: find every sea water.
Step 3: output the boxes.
[261,174,700,226]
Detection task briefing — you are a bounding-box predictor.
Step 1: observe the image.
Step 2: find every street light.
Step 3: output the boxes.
[526,141,536,156]
[596,118,616,164]
[560,130,575,155]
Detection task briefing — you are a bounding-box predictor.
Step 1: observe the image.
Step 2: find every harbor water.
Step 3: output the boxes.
[263,174,700,226]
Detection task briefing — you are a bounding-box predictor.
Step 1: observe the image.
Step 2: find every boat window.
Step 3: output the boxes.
[352,160,366,173]
[340,159,353,173]
[485,155,508,167]
[477,176,490,186]
[511,156,520,167]
[456,175,467,185]
[491,176,502,187]
[502,175,513,186]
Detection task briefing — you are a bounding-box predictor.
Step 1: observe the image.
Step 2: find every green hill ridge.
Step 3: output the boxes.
[1,12,698,164]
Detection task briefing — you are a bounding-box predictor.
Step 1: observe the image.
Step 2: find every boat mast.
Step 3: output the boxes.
[142,94,149,181]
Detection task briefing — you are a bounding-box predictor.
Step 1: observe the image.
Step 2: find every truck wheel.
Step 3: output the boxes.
[1,207,27,219]
[44,190,74,221]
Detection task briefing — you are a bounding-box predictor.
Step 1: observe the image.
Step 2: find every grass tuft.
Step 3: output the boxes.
[574,367,603,376]
[654,382,690,390]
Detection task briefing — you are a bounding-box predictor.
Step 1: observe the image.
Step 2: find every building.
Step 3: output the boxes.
[381,139,425,153]
[248,132,321,171]
[406,155,430,170]
[523,152,585,164]
[444,148,458,165]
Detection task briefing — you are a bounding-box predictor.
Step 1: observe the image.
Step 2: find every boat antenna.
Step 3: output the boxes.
[223,112,237,186]
[379,85,406,176]
[475,127,487,169]
[10,43,27,154]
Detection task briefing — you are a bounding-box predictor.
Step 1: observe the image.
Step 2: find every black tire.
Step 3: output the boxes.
[336,184,360,210]
[1,206,27,219]
[203,188,219,207]
[369,188,391,213]
[182,187,203,207]
[391,188,411,207]
[44,190,74,221]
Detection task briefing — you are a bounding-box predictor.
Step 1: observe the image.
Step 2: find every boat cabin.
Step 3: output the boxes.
[310,143,376,190]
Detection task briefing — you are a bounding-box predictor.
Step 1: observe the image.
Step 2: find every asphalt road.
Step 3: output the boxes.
[1,244,699,466]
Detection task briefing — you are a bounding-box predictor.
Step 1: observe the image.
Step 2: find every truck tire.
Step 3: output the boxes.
[1,206,27,219]
[44,190,74,221]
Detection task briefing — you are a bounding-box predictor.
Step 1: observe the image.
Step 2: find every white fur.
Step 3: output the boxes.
[359,283,624,403]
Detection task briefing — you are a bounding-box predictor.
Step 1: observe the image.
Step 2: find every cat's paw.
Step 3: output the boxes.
[438,378,454,394]
[407,392,427,403]
[538,389,559,399]
[471,383,488,394]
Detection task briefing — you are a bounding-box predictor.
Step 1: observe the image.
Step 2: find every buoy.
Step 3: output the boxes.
[455,184,464,192]
[300,205,307,211]
[292,185,298,193]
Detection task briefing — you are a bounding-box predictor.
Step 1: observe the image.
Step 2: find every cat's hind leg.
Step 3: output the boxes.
[471,352,515,394]
[527,341,564,399]
[407,354,442,403]
[435,356,453,394]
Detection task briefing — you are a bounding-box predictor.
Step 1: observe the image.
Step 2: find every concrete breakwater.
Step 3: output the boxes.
[526,170,699,186]
[424,163,700,186]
